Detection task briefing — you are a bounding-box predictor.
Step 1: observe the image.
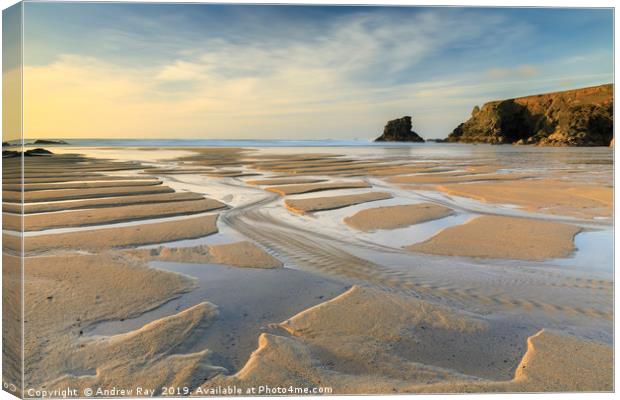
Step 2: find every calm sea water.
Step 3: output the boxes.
[17,139,612,179]
[49,139,612,168]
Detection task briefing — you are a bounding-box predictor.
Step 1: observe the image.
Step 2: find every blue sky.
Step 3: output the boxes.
[13,3,614,139]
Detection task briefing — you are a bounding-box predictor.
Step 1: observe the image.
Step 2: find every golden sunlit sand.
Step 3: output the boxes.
[3,146,612,395]
[406,215,581,261]
[285,192,393,214]
[127,241,283,269]
[266,180,371,196]
[436,179,613,219]
[344,203,454,231]
[5,214,219,253]
[6,199,226,231]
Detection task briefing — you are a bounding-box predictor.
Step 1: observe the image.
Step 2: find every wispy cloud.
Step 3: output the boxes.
[486,65,540,79]
[19,7,613,139]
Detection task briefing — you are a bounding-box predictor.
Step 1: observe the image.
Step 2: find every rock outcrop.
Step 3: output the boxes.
[446,84,613,146]
[375,116,425,142]
[33,139,67,145]
[2,148,53,158]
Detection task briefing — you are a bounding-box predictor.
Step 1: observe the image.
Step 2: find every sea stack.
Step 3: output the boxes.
[375,116,425,142]
[446,84,613,146]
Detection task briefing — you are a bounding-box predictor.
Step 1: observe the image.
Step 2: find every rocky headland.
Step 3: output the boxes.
[33,139,68,145]
[375,116,425,142]
[446,84,613,146]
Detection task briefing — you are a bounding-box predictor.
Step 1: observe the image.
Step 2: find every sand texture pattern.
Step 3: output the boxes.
[7,199,226,231]
[127,241,283,269]
[344,203,454,231]
[3,148,611,395]
[437,179,612,219]
[201,286,612,393]
[388,172,531,185]
[7,185,175,203]
[45,303,226,395]
[266,180,370,196]
[5,214,219,254]
[21,253,197,389]
[246,177,326,186]
[406,215,581,261]
[285,192,392,214]
[4,192,207,214]
[4,178,162,191]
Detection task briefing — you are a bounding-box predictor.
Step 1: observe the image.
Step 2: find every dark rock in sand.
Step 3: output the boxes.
[25,148,54,156]
[2,150,20,158]
[3,148,54,158]
[446,84,613,146]
[375,116,425,142]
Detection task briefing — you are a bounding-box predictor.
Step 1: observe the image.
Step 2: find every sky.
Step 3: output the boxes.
[3,3,614,140]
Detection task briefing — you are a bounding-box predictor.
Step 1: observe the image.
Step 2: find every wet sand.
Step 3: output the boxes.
[5,214,219,253]
[4,192,207,214]
[20,253,196,389]
[7,199,226,231]
[201,286,611,393]
[285,192,393,214]
[4,179,163,191]
[88,261,349,374]
[388,172,532,184]
[344,203,454,232]
[266,180,370,196]
[126,241,283,269]
[246,177,326,186]
[6,146,612,395]
[406,215,581,261]
[436,179,612,219]
[7,184,174,203]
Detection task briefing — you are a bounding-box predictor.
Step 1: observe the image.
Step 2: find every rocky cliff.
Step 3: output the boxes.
[375,116,425,142]
[446,84,613,146]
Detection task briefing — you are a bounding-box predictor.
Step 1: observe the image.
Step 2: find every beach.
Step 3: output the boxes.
[3,142,613,395]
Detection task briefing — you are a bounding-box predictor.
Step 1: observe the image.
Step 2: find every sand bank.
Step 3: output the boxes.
[3,192,207,214]
[365,165,449,177]
[406,215,581,261]
[127,241,282,269]
[246,177,326,186]
[285,192,392,214]
[45,302,225,394]
[3,174,151,184]
[388,172,531,185]
[21,253,196,388]
[5,214,219,253]
[7,185,175,203]
[408,329,613,393]
[266,180,370,196]
[4,179,162,192]
[201,286,485,393]
[436,179,612,219]
[344,203,454,232]
[7,198,225,231]
[200,286,611,394]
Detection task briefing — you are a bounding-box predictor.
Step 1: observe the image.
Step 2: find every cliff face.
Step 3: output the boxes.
[446,84,613,146]
[375,116,425,142]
